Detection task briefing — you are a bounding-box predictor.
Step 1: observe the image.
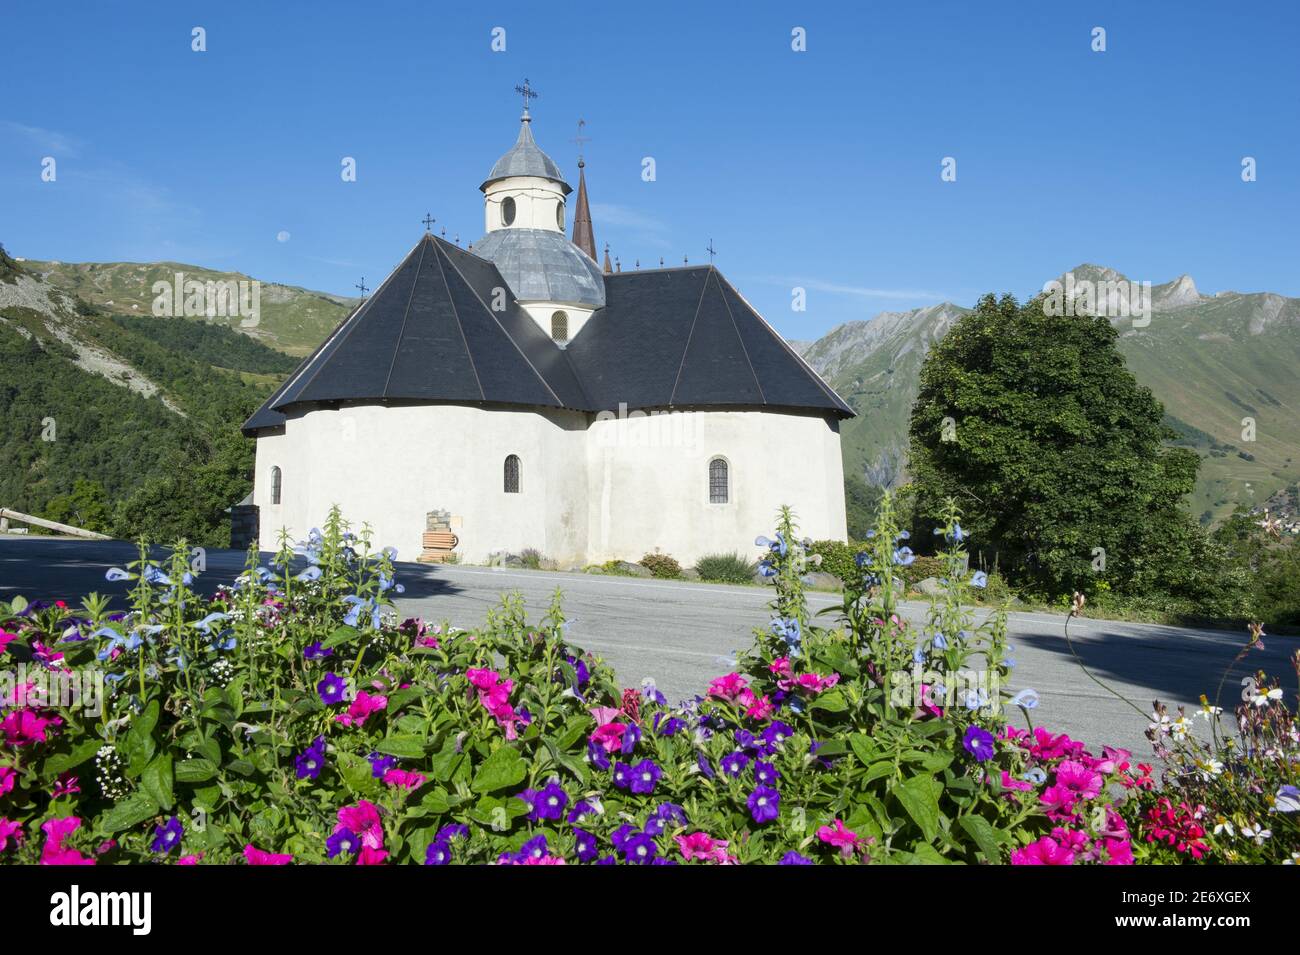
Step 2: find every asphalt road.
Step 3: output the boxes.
[3,535,1293,756]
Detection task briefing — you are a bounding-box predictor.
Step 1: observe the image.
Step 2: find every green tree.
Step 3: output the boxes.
[41,478,112,533]
[843,472,884,540]
[907,292,1225,602]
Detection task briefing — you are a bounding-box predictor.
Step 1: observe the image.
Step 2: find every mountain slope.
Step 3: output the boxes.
[801,267,1300,524]
[20,258,358,356]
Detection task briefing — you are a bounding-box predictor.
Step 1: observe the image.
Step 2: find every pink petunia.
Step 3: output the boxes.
[780,672,840,695]
[707,672,749,703]
[768,657,793,679]
[998,770,1034,793]
[1010,835,1075,865]
[1,708,61,746]
[0,765,15,797]
[357,845,389,865]
[243,844,293,865]
[333,690,388,728]
[382,769,427,791]
[40,817,94,865]
[676,832,734,863]
[588,706,621,725]
[177,853,203,865]
[1054,760,1103,800]
[0,818,22,852]
[739,690,775,721]
[817,818,861,857]
[590,721,628,753]
[0,629,17,654]
[336,799,384,850]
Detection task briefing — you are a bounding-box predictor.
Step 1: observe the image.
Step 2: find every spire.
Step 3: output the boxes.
[602,243,612,275]
[572,159,597,260]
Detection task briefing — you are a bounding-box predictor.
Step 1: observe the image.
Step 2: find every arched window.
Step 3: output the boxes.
[708,457,729,504]
[501,196,516,227]
[504,454,521,493]
[270,466,282,505]
[556,202,564,230]
[551,311,569,343]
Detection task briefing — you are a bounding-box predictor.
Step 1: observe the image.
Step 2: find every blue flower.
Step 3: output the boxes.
[721,751,750,777]
[574,828,599,862]
[150,816,184,853]
[424,838,451,865]
[893,546,915,567]
[295,565,322,582]
[295,736,327,779]
[304,641,333,661]
[622,832,658,864]
[367,751,396,778]
[328,829,360,859]
[779,850,812,865]
[969,570,988,588]
[317,672,348,705]
[963,725,995,761]
[747,786,781,824]
[105,567,133,582]
[621,723,641,754]
[754,760,781,786]
[1009,688,1040,710]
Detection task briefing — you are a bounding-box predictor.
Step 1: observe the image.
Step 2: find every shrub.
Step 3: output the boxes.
[518,548,543,570]
[639,553,681,579]
[694,552,756,584]
[808,539,858,582]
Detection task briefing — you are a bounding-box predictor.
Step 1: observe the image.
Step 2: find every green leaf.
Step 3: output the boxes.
[809,688,848,713]
[321,624,360,649]
[470,745,526,794]
[894,774,941,842]
[337,752,380,796]
[848,733,877,766]
[99,792,161,833]
[141,753,175,810]
[958,815,1003,864]
[41,739,104,778]
[374,735,427,759]
[175,758,219,783]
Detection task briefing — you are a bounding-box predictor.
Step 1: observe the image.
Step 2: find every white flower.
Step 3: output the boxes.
[1212,816,1235,837]
[1196,758,1224,780]
[1240,823,1271,844]
[1196,704,1223,720]
[1253,688,1283,707]
[1170,715,1191,739]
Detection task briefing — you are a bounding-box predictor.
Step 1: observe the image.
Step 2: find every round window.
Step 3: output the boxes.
[502,196,516,226]
[556,202,564,230]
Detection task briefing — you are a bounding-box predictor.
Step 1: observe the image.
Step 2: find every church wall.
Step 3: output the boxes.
[584,409,847,567]
[254,404,589,566]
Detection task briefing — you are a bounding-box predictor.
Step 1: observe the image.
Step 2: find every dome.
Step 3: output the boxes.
[481,119,571,194]
[472,228,605,308]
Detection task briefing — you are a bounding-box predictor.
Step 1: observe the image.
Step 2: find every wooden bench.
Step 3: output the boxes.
[417,530,459,563]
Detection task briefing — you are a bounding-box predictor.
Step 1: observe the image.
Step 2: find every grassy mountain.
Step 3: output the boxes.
[801,267,1300,526]
[19,258,357,356]
[0,244,295,543]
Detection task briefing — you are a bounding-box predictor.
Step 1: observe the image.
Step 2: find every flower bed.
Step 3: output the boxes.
[0,501,1295,864]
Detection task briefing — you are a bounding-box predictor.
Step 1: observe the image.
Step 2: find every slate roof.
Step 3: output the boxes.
[243,236,852,433]
[470,228,605,308]
[481,119,571,194]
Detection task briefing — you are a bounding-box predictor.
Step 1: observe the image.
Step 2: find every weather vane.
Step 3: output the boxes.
[515,77,539,117]
[355,277,368,298]
[572,118,590,163]
[422,213,435,233]
[706,239,717,264]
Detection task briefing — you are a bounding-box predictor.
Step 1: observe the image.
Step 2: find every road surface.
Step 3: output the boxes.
[2,536,1291,755]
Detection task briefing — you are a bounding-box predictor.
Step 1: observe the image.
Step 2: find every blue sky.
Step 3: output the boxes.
[2,0,1296,340]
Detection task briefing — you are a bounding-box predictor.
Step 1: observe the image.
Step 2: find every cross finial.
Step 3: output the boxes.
[514,77,539,119]
[422,213,435,233]
[355,277,369,298]
[572,117,591,164]
[706,239,717,264]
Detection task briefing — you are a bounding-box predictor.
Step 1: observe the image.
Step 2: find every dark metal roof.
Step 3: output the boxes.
[481,119,571,194]
[571,162,596,261]
[243,242,852,434]
[470,228,605,308]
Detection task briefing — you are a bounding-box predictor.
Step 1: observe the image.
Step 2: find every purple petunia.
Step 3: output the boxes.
[437,823,469,841]
[761,721,794,751]
[779,850,813,865]
[621,724,641,754]
[150,816,183,854]
[963,725,996,761]
[696,752,716,779]
[304,641,333,661]
[523,781,568,822]
[628,759,662,795]
[654,714,685,736]
[748,786,781,824]
[588,740,611,771]
[317,672,347,705]
[367,751,397,778]
[643,802,687,836]
[622,832,659,864]
[425,838,452,865]
[754,760,780,786]
[721,751,750,777]
[327,828,359,859]
[574,827,598,862]
[568,799,598,824]
[295,736,327,780]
